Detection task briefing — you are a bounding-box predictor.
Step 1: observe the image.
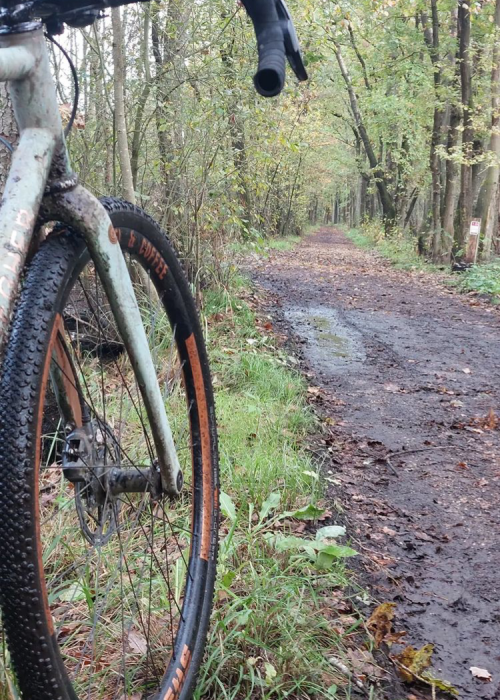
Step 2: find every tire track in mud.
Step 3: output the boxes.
[250,227,500,700]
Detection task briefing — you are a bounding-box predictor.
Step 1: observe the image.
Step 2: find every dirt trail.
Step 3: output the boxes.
[250,227,500,700]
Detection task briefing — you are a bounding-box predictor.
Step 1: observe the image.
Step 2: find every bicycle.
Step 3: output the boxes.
[0,0,306,697]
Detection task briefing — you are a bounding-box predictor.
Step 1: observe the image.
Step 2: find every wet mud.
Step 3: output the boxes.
[250,228,500,700]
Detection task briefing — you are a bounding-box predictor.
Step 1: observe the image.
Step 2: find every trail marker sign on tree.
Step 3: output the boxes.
[465,219,481,263]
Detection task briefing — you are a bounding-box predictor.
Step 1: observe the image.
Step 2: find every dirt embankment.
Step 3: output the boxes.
[250,228,500,700]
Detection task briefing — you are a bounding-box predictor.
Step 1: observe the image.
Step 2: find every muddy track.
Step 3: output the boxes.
[250,228,500,700]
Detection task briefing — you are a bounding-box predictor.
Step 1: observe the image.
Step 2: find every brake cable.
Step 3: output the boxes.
[45,32,80,138]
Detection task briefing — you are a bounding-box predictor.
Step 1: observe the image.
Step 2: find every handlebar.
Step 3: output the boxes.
[242,0,308,97]
[6,0,307,97]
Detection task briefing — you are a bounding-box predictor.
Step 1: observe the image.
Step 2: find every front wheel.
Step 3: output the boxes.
[0,199,219,700]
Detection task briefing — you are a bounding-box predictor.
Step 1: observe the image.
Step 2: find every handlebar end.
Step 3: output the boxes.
[254,67,285,97]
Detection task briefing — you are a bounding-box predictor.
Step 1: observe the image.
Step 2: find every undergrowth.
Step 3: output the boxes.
[196,276,369,699]
[347,222,441,272]
[347,221,500,303]
[231,233,303,258]
[456,259,500,302]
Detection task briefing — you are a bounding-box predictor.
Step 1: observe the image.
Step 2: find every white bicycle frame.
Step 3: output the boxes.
[0,25,182,496]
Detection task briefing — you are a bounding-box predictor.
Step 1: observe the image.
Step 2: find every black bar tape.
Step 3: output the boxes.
[242,0,286,97]
[254,20,286,97]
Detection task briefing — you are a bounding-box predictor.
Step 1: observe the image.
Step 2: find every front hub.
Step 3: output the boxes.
[62,423,167,545]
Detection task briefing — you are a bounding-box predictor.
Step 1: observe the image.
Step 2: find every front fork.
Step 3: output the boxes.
[43,188,184,497]
[0,27,182,496]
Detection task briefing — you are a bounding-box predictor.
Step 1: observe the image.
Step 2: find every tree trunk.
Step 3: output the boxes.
[332,41,395,227]
[441,104,461,258]
[480,0,500,261]
[221,33,252,232]
[130,5,152,191]
[112,7,135,204]
[151,0,187,223]
[455,0,473,255]
[422,1,451,260]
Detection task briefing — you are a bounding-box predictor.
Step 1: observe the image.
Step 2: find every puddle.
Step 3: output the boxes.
[284,305,365,375]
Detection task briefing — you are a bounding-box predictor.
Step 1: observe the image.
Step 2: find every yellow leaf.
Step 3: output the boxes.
[394,643,434,682]
[393,644,459,695]
[366,602,396,647]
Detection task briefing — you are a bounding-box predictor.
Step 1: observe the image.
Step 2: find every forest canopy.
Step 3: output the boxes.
[42,0,500,280]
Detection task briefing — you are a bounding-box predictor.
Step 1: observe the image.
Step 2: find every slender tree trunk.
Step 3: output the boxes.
[455,0,473,255]
[221,34,252,231]
[112,7,135,204]
[151,0,187,222]
[332,41,395,226]
[421,1,448,260]
[479,0,500,261]
[442,104,461,257]
[131,4,152,190]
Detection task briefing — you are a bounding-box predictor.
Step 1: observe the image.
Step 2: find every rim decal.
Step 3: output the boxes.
[161,644,192,700]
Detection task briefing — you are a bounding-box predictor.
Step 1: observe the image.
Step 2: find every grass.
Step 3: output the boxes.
[347,221,500,303]
[230,232,303,258]
[346,226,442,273]
[195,276,369,699]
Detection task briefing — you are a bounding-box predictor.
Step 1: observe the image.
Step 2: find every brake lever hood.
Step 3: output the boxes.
[276,0,308,81]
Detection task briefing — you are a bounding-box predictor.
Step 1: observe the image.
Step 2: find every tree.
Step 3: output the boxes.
[478,0,500,261]
[455,0,473,255]
[331,39,396,226]
[112,7,135,203]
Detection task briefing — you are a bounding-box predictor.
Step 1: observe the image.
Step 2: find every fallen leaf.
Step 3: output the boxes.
[415,531,433,542]
[367,602,396,647]
[421,672,459,695]
[317,509,333,521]
[394,644,434,682]
[470,666,492,681]
[393,645,459,694]
[485,408,498,429]
[346,647,386,679]
[127,629,147,655]
[384,383,400,393]
[264,662,277,685]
